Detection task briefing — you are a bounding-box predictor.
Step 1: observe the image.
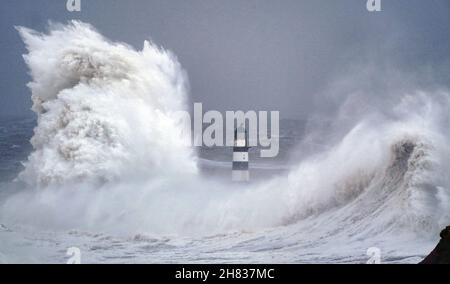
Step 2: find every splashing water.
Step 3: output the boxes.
[17,21,197,187]
[0,21,449,263]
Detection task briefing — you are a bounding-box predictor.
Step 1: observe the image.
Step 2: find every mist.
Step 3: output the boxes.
[1,1,449,118]
[1,1,450,264]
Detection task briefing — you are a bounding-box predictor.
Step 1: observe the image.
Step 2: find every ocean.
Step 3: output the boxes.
[0,116,443,264]
[0,21,448,264]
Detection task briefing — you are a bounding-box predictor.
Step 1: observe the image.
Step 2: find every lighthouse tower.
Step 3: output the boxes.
[232,124,250,182]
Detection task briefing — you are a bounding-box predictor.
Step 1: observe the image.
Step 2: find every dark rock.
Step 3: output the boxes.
[420,226,450,264]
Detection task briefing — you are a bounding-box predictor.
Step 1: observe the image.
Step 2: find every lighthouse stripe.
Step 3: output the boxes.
[232,162,249,170]
[233,152,248,162]
[233,147,249,152]
[233,126,249,182]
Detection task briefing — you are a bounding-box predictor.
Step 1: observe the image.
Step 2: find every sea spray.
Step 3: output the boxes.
[17,21,197,187]
[1,21,449,241]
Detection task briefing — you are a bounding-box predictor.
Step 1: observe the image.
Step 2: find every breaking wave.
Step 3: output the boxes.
[16,21,197,187]
[1,21,449,242]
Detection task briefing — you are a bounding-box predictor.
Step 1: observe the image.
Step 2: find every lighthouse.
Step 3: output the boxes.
[232,124,250,182]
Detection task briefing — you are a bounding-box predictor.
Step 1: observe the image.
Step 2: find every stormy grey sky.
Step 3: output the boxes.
[1,0,449,118]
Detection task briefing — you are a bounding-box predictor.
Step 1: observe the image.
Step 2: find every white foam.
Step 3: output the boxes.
[1,22,449,249]
[16,21,197,187]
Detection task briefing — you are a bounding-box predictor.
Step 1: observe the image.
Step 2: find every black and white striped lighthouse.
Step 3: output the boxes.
[232,124,250,182]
